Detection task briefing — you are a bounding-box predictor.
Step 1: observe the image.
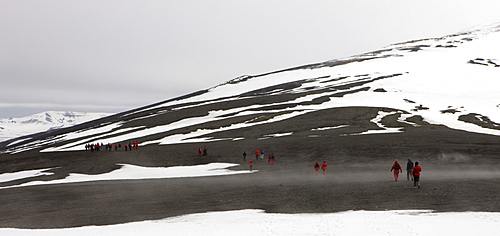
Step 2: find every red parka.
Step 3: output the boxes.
[391,162,402,173]
[321,162,328,170]
[412,166,422,176]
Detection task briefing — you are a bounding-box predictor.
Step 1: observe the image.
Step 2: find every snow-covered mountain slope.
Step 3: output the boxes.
[2,23,500,154]
[0,111,112,142]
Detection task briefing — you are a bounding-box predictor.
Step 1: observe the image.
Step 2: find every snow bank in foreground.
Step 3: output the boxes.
[1,209,498,235]
[0,163,254,189]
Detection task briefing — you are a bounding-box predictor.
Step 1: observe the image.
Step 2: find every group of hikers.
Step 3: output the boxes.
[240,150,277,171]
[391,159,422,189]
[85,142,139,152]
[241,150,276,164]
[197,146,209,156]
[241,150,328,174]
[197,146,419,187]
[313,161,329,174]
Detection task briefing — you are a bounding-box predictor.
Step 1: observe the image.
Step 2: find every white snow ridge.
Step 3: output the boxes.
[0,111,112,142]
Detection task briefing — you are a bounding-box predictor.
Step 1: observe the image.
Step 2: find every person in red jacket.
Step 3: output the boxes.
[314,162,320,174]
[412,161,422,189]
[321,161,328,174]
[249,160,254,171]
[391,159,402,181]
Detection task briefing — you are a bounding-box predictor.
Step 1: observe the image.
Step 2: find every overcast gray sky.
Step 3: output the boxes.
[1,0,500,118]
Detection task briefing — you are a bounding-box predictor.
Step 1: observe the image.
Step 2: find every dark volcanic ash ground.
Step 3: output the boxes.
[0,123,499,229]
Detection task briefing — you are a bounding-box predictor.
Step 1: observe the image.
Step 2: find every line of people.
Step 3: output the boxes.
[391,159,422,189]
[243,150,330,173]
[85,142,139,152]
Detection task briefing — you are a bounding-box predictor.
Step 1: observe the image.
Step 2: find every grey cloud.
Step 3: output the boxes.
[1,0,500,118]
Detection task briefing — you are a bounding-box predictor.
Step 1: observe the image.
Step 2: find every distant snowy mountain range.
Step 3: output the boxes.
[2,23,500,153]
[0,111,112,142]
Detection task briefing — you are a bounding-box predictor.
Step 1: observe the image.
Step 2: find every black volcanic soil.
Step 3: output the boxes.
[0,127,500,229]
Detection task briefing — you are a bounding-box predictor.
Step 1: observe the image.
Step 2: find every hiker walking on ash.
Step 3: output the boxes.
[406,159,414,181]
[412,161,422,189]
[314,162,320,174]
[321,161,328,174]
[203,146,208,156]
[255,150,260,160]
[267,154,275,165]
[391,159,402,181]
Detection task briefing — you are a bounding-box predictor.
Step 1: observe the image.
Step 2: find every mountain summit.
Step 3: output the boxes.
[1,23,500,154]
[0,111,111,143]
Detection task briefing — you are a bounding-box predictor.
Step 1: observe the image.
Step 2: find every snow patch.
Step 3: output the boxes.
[0,163,253,190]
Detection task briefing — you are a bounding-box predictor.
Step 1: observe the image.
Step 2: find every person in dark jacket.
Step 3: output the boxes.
[202,146,208,156]
[406,159,414,181]
[391,159,402,181]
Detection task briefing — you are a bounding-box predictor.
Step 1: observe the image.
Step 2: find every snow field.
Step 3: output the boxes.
[0,209,498,235]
